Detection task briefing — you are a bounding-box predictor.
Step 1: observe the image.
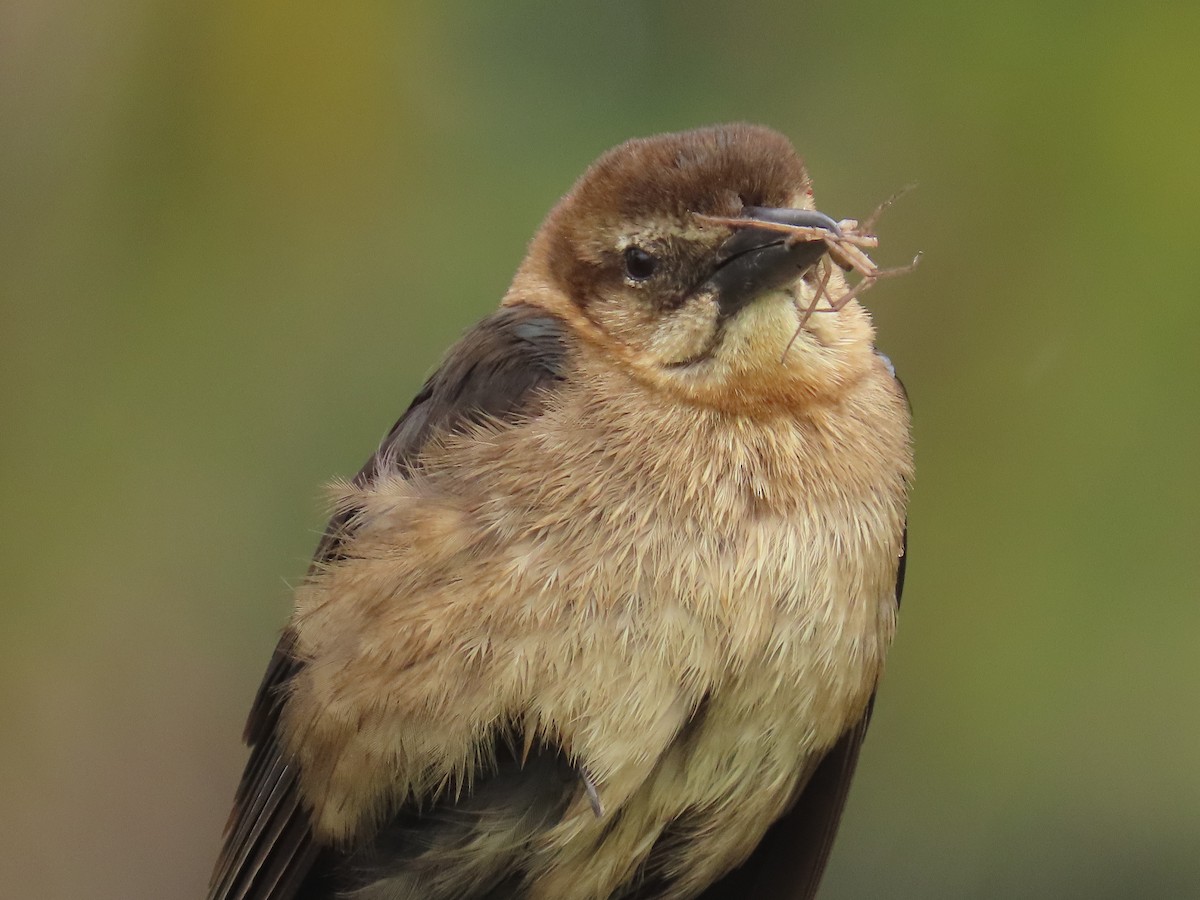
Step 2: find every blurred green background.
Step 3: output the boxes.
[4,2,1198,898]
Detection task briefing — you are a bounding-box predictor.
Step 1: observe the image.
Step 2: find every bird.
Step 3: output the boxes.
[207,123,913,900]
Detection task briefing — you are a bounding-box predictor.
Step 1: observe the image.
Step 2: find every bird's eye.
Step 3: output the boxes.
[623,246,658,281]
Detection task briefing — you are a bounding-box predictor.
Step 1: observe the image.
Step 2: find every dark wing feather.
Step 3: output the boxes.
[207,305,572,900]
[696,529,908,900]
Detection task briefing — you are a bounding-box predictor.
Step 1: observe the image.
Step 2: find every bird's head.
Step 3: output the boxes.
[509,123,882,412]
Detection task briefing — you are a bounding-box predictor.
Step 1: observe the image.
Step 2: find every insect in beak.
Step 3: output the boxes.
[697,185,921,361]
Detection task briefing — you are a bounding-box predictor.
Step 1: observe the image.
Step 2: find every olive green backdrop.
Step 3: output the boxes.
[4,2,1198,898]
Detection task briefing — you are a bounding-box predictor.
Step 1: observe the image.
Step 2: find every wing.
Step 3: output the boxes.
[207,304,572,900]
[694,529,909,900]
